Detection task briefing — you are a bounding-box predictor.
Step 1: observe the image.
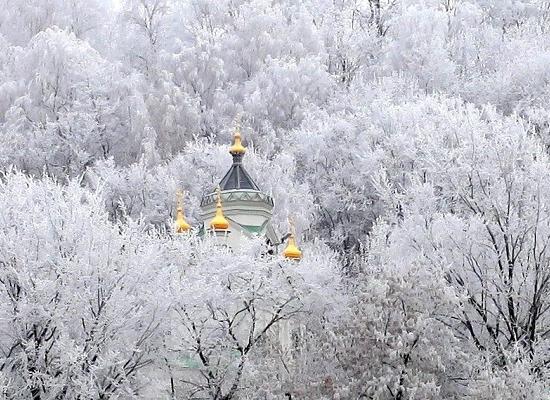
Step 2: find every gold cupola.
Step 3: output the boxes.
[175,190,191,233]
[229,122,246,155]
[209,186,230,231]
[283,218,302,260]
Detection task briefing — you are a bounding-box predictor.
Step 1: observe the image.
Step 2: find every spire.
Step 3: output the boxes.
[283,218,302,260]
[210,186,230,231]
[175,190,191,233]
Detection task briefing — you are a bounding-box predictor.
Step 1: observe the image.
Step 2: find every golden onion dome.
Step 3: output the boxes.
[210,186,230,231]
[229,126,246,155]
[283,219,302,260]
[175,191,191,233]
[283,234,302,260]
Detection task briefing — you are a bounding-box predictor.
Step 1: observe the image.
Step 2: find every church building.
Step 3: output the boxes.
[174,126,302,260]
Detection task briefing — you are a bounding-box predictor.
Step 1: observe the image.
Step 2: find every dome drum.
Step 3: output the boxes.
[200,190,274,209]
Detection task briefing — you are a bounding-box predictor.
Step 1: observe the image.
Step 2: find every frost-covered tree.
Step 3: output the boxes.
[0,28,151,177]
[371,100,550,397]
[333,224,467,400]
[0,171,176,398]
[0,0,106,46]
[158,238,340,399]
[0,0,550,396]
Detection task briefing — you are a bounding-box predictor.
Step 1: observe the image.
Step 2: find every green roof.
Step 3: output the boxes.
[241,224,263,234]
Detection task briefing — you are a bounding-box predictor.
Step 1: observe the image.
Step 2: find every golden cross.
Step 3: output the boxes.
[288,216,296,237]
[234,113,242,132]
[216,185,222,206]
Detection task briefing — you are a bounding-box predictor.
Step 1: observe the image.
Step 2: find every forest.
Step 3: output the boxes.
[0,0,550,398]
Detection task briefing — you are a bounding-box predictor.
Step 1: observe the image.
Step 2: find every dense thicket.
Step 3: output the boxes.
[0,0,549,398]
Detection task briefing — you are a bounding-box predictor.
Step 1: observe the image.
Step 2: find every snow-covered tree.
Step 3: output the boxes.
[0,0,550,396]
[0,171,176,398]
[0,28,152,177]
[158,238,340,399]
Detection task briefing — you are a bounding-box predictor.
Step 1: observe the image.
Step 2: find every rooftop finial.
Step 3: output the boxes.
[175,190,191,233]
[283,217,302,260]
[216,186,222,207]
[210,185,230,231]
[229,114,246,155]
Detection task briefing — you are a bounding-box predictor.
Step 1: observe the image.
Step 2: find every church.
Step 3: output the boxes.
[174,126,302,260]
